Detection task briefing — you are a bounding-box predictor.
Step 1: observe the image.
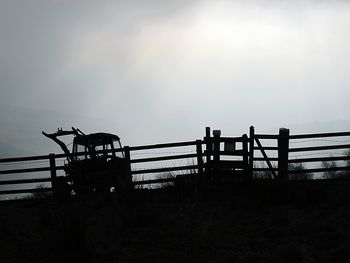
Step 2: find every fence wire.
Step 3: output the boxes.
[130,150,196,156]
[290,138,350,144]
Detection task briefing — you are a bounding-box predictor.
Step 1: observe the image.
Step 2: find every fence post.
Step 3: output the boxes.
[278,128,290,181]
[205,127,211,163]
[213,130,221,180]
[242,134,249,180]
[204,127,212,177]
[124,146,133,188]
[249,126,255,180]
[196,140,204,185]
[49,153,57,194]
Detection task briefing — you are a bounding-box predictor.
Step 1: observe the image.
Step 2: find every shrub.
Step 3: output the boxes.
[288,163,310,180]
[253,161,276,179]
[322,160,339,179]
[26,184,52,199]
[156,172,175,188]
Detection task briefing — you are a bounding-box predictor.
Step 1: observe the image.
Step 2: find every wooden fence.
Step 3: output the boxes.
[0,140,207,197]
[1,126,350,197]
[250,127,350,180]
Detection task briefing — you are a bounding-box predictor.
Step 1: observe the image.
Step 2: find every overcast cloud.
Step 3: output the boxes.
[1,0,350,147]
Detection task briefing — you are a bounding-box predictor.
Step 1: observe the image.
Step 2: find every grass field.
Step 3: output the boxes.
[1,180,350,263]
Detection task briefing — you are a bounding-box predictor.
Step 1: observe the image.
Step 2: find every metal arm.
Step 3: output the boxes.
[42,129,76,163]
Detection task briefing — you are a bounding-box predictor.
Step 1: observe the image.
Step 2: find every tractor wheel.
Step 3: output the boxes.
[53,177,71,200]
[94,184,111,193]
[74,185,93,195]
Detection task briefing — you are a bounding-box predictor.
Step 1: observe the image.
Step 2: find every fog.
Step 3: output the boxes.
[1,0,350,150]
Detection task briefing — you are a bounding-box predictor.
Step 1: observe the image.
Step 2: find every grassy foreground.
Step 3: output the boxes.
[1,180,350,263]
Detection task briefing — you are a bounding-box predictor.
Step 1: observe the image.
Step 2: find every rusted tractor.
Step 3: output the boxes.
[43,127,132,197]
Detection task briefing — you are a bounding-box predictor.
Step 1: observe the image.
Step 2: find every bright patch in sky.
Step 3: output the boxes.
[1,0,350,144]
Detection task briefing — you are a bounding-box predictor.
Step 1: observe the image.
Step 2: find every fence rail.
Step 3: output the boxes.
[287,130,350,177]
[289,156,349,163]
[249,126,350,180]
[1,126,350,198]
[289,144,350,152]
[289,132,350,139]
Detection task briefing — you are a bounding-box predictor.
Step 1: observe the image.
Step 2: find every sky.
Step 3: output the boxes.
[1,0,350,150]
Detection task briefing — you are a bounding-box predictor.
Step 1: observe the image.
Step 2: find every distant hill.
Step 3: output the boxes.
[0,104,116,158]
[1,103,350,159]
[0,104,71,157]
[287,120,350,135]
[265,120,350,135]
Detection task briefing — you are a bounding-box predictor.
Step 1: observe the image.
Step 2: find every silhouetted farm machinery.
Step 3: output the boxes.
[1,126,350,200]
[42,128,132,197]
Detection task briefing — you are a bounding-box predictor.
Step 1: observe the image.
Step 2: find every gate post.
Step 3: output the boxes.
[196,140,204,189]
[196,140,204,178]
[49,153,57,194]
[205,127,211,163]
[278,128,290,181]
[124,146,133,190]
[242,134,249,180]
[213,130,221,180]
[204,127,212,178]
[249,126,255,180]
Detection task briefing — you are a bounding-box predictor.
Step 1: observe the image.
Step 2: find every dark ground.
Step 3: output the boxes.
[1,180,350,263]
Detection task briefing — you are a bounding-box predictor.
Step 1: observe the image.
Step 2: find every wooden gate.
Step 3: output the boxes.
[204,127,249,182]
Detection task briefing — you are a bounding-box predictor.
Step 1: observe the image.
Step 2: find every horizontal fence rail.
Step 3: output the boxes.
[130,153,198,163]
[0,187,52,195]
[289,132,350,139]
[287,131,350,177]
[250,127,350,180]
[129,141,198,151]
[289,144,350,153]
[0,178,52,185]
[288,156,350,163]
[0,139,204,197]
[131,165,199,175]
[0,166,65,175]
[289,166,350,174]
